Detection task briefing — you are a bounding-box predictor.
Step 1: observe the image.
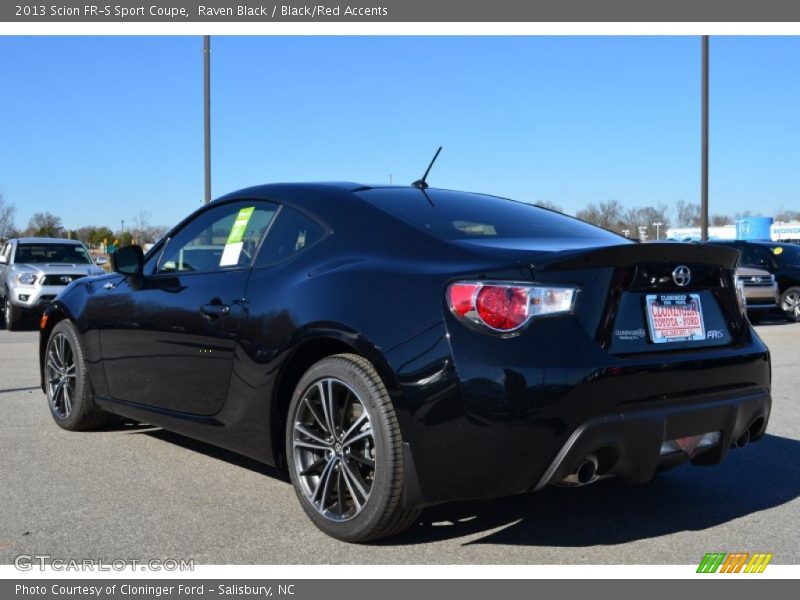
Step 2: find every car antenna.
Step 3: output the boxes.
[411,146,442,190]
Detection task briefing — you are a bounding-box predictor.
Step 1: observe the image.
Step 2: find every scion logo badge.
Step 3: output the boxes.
[672,265,691,287]
[697,552,773,573]
[59,276,73,284]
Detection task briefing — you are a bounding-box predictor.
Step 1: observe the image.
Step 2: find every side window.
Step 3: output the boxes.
[255,207,326,267]
[741,245,773,269]
[157,202,277,274]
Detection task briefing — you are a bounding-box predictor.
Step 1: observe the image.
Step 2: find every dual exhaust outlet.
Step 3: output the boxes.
[559,419,759,487]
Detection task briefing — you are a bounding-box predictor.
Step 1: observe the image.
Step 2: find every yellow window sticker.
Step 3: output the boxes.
[220,207,255,267]
[773,246,783,255]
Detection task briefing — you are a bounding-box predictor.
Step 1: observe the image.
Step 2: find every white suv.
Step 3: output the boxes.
[0,238,105,330]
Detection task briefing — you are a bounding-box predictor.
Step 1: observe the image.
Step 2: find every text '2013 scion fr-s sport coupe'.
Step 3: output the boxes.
[40,182,771,542]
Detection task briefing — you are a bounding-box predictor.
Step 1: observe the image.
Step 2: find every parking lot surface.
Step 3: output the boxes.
[1,322,798,564]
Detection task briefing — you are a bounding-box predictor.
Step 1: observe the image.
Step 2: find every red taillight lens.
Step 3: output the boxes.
[476,286,529,330]
[447,280,577,334]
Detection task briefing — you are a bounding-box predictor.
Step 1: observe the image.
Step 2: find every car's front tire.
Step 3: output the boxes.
[780,287,800,322]
[45,320,110,431]
[286,353,420,543]
[4,299,25,331]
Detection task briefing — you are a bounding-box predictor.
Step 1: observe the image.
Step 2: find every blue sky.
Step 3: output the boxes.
[1,36,799,231]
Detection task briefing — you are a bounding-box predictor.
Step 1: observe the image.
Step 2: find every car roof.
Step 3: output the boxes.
[12,237,83,245]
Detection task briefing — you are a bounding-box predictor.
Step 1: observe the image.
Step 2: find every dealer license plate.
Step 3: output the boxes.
[645,293,706,344]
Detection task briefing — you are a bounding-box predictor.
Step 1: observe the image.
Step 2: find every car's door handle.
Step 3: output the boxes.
[200,303,231,320]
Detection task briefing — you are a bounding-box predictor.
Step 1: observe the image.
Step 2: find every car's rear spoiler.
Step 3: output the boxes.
[535,242,741,271]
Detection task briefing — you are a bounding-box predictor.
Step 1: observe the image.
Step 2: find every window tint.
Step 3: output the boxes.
[765,243,800,267]
[15,243,93,264]
[359,188,629,243]
[741,245,775,268]
[255,207,325,267]
[157,202,277,274]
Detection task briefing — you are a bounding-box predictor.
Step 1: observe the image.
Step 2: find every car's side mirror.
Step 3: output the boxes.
[95,256,108,266]
[111,245,144,277]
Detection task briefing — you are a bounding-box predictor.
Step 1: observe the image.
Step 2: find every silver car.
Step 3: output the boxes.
[0,237,105,330]
[735,265,779,323]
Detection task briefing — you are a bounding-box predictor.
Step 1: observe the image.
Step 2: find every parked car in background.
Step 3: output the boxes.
[0,238,105,330]
[39,183,771,542]
[708,240,800,321]
[735,266,779,323]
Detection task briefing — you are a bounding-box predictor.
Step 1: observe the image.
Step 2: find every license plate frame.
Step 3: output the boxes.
[645,293,706,344]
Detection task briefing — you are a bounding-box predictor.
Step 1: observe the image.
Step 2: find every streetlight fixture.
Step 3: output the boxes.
[622,229,630,237]
[653,221,663,240]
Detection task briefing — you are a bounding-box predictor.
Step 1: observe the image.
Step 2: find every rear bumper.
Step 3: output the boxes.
[393,316,772,509]
[533,388,770,490]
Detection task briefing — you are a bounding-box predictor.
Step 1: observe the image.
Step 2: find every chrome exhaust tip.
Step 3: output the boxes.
[559,455,599,486]
[734,429,751,449]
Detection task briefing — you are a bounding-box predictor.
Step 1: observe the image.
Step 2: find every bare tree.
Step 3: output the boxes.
[710,213,733,226]
[534,200,564,213]
[27,212,63,237]
[774,209,800,223]
[132,210,152,245]
[0,193,17,240]
[675,200,701,227]
[576,200,625,232]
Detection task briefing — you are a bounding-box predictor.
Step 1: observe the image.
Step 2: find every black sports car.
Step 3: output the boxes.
[39,183,771,542]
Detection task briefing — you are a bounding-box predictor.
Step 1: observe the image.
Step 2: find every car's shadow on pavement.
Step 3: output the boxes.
[128,426,290,482]
[114,423,799,547]
[383,434,800,547]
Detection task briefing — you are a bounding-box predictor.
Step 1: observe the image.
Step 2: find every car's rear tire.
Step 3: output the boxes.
[4,299,25,331]
[780,287,800,322]
[285,353,420,543]
[45,320,111,431]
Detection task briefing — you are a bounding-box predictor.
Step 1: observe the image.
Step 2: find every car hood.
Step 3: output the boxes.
[12,263,104,277]
[736,266,772,277]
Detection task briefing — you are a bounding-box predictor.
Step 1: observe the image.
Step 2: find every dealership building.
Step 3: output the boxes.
[667,216,800,242]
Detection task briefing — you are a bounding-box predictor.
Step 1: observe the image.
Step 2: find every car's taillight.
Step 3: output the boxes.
[447,281,577,334]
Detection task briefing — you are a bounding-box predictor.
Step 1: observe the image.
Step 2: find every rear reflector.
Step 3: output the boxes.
[660,431,721,456]
[447,281,577,334]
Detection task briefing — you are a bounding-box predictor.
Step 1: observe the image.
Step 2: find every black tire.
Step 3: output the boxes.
[44,320,111,431]
[780,287,800,322]
[4,299,25,331]
[285,353,420,543]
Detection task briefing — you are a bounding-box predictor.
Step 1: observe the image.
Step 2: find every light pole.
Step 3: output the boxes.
[701,35,709,241]
[204,35,211,204]
[622,229,630,238]
[653,221,663,240]
[638,225,648,241]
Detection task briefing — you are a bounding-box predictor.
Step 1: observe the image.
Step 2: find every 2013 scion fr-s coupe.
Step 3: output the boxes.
[40,182,771,542]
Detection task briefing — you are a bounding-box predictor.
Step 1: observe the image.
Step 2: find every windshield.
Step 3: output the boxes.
[767,243,800,267]
[15,243,93,265]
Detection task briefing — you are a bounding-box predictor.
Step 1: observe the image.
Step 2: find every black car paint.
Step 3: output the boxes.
[40,183,771,509]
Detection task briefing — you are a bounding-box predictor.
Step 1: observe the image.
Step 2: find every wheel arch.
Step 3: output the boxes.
[270,329,400,469]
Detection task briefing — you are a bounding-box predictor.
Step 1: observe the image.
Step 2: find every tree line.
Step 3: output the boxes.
[0,195,168,249]
[535,198,800,240]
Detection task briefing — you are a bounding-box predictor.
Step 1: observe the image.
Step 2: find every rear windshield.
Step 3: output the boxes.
[15,243,93,264]
[359,188,628,243]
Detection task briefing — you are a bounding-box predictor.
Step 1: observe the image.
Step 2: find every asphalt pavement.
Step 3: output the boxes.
[1,321,798,564]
